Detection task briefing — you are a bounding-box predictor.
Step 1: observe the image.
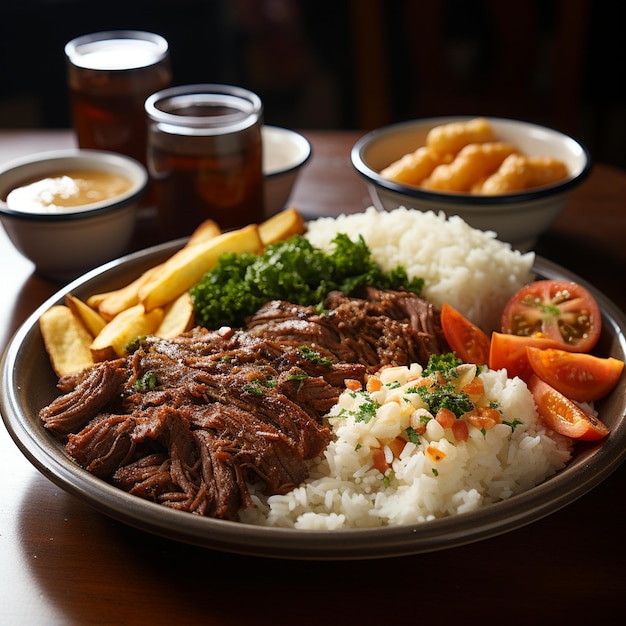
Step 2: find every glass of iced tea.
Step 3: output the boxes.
[145,84,264,239]
[65,30,172,167]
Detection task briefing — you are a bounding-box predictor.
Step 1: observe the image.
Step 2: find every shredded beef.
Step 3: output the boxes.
[246,287,449,370]
[39,289,447,520]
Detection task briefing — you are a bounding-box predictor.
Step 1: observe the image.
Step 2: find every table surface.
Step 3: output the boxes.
[1,129,625,625]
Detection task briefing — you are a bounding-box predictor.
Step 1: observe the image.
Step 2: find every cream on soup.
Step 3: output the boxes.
[6,170,133,213]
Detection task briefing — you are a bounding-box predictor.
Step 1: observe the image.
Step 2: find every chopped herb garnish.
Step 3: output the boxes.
[416,384,474,418]
[126,335,147,354]
[243,376,276,395]
[422,353,463,380]
[285,372,308,393]
[355,399,380,423]
[134,372,157,391]
[298,345,332,366]
[243,383,265,396]
[503,418,523,431]
[405,426,421,444]
[338,391,380,423]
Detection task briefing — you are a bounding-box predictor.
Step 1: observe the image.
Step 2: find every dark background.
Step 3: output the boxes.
[1,0,624,168]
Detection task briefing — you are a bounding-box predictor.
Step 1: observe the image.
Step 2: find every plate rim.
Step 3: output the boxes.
[2,240,625,560]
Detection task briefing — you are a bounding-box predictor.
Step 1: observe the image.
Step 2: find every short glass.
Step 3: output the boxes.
[65,30,172,167]
[145,84,264,238]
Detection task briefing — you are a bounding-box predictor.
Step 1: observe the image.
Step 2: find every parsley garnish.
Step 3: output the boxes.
[503,418,523,431]
[285,372,308,393]
[416,384,474,418]
[134,372,157,391]
[405,426,421,444]
[243,376,277,395]
[298,345,332,366]
[338,391,380,423]
[422,353,463,380]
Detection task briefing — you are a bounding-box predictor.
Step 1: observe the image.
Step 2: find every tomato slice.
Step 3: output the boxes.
[526,347,624,403]
[489,332,562,381]
[501,280,602,352]
[527,374,610,440]
[440,302,491,365]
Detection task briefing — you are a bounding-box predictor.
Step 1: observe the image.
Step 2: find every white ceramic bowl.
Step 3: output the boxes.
[351,116,592,249]
[0,149,147,281]
[263,125,311,216]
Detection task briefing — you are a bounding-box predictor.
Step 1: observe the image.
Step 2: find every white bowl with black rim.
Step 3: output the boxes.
[262,125,311,216]
[351,116,592,250]
[0,149,147,281]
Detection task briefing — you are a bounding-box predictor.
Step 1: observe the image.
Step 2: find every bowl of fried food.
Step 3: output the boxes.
[351,116,591,250]
[0,149,148,282]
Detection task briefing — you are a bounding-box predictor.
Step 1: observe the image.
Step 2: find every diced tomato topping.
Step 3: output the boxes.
[451,419,469,442]
[464,406,502,431]
[371,448,390,473]
[426,446,446,462]
[366,376,383,392]
[345,378,362,391]
[435,407,456,429]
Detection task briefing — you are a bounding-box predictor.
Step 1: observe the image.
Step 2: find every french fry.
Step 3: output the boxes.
[40,305,95,377]
[155,291,195,339]
[138,224,263,312]
[87,221,221,319]
[86,289,115,311]
[90,303,164,362]
[95,265,162,321]
[258,207,306,246]
[64,294,107,336]
[186,219,222,247]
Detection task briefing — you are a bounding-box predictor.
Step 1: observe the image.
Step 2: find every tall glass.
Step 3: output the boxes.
[145,84,264,239]
[65,30,172,167]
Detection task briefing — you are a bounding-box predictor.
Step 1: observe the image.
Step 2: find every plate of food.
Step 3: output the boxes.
[2,207,625,560]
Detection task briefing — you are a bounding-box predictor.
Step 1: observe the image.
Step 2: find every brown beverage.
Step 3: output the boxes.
[145,85,264,239]
[65,31,172,166]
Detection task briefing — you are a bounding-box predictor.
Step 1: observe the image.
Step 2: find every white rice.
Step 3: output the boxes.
[241,366,572,529]
[238,207,570,529]
[304,206,535,332]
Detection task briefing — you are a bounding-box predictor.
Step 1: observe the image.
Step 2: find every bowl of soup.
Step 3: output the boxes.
[0,149,147,281]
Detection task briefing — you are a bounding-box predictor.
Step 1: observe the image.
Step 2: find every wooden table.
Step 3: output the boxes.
[1,130,624,625]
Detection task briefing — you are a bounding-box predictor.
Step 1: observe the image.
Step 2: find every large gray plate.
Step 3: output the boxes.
[2,239,625,560]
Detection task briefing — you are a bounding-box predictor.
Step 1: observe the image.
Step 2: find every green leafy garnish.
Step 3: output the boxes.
[243,376,277,396]
[337,391,380,424]
[298,345,332,367]
[134,372,158,391]
[422,353,463,380]
[416,384,474,418]
[405,426,421,444]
